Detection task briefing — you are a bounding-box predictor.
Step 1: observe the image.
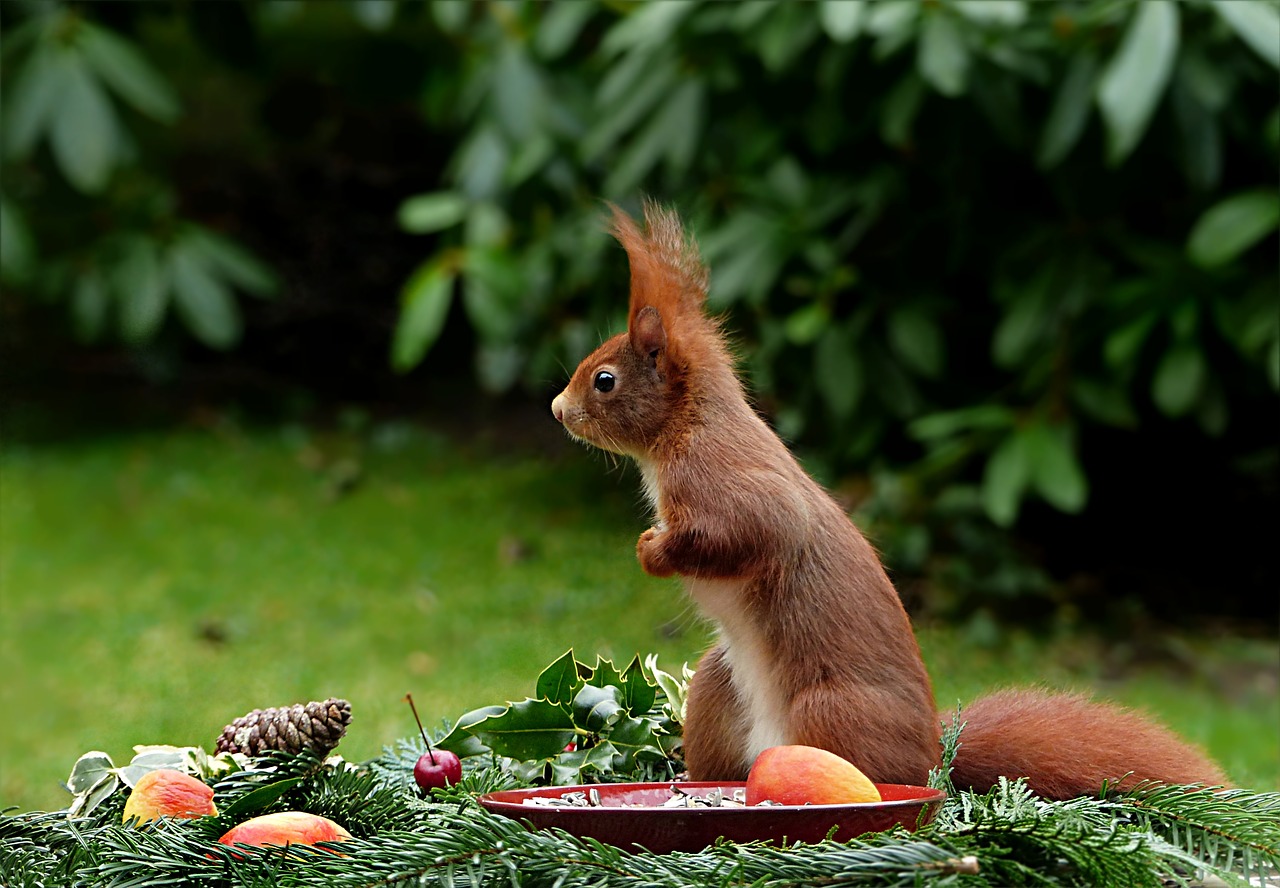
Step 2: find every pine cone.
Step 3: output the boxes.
[215,698,352,758]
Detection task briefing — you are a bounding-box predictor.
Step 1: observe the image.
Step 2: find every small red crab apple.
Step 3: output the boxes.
[405,693,461,791]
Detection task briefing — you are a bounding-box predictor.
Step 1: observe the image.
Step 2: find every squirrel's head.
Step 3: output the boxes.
[552,201,730,458]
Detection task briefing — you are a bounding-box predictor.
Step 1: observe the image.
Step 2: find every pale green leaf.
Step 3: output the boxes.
[1037,50,1099,169]
[887,306,944,377]
[392,258,455,372]
[399,192,469,235]
[536,0,597,60]
[814,326,863,420]
[1210,0,1280,69]
[168,244,241,349]
[66,751,116,795]
[0,197,36,280]
[982,429,1029,527]
[599,1,693,56]
[72,271,109,341]
[1152,344,1206,416]
[953,1,1027,28]
[113,236,168,343]
[1097,0,1179,166]
[1025,421,1088,513]
[918,10,969,97]
[603,77,703,196]
[77,22,180,122]
[49,53,120,193]
[1186,190,1280,269]
[185,228,277,296]
[819,0,867,42]
[3,43,71,159]
[880,74,925,146]
[351,0,396,30]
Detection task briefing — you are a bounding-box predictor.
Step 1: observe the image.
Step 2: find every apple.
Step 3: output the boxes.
[413,747,463,791]
[217,811,351,855]
[405,692,462,791]
[745,745,883,806]
[122,769,218,824]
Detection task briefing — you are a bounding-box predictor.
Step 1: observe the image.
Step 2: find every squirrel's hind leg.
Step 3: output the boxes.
[682,644,751,780]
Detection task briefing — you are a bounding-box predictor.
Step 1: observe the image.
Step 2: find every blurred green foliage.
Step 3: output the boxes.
[2,0,1276,620]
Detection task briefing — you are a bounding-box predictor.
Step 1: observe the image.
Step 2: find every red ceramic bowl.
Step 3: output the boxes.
[478,781,945,854]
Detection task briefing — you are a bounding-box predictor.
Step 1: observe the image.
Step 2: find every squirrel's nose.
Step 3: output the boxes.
[551,393,566,424]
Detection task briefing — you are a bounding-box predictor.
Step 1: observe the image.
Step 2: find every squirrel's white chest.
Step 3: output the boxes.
[686,578,791,768]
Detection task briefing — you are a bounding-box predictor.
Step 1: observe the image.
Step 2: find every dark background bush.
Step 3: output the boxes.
[3,0,1276,633]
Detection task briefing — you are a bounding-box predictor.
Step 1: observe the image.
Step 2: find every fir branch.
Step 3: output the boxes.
[1118,783,1280,886]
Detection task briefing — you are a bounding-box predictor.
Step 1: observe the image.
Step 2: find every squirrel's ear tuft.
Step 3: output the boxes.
[630,305,667,367]
[609,200,708,331]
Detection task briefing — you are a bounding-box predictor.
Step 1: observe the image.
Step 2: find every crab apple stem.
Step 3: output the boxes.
[404,693,437,766]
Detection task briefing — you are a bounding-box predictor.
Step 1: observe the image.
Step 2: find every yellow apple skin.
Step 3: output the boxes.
[217,811,352,854]
[745,745,883,806]
[122,769,218,824]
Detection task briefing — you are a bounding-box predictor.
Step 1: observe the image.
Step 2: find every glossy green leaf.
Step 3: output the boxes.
[1025,421,1088,514]
[1152,344,1206,417]
[1037,50,1099,169]
[918,9,969,97]
[391,259,455,372]
[814,326,863,420]
[607,715,664,769]
[114,236,168,343]
[169,243,241,349]
[1186,191,1280,269]
[1096,0,1178,166]
[399,192,469,235]
[435,705,507,757]
[49,53,120,193]
[77,22,180,122]
[1210,0,1280,69]
[887,306,944,378]
[573,684,623,733]
[619,654,657,717]
[982,429,1029,527]
[535,649,585,707]
[216,778,302,820]
[471,698,577,761]
[819,0,867,43]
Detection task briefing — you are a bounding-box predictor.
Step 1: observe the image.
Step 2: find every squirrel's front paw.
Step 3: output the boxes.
[637,527,675,577]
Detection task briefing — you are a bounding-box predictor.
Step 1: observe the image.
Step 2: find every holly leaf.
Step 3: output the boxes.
[536,649,586,707]
[606,715,665,770]
[620,655,657,717]
[572,684,623,734]
[471,699,577,761]
[435,704,507,757]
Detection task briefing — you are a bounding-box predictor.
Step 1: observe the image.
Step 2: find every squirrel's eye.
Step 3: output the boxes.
[593,371,616,393]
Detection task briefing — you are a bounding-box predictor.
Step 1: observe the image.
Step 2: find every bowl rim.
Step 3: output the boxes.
[478,780,948,814]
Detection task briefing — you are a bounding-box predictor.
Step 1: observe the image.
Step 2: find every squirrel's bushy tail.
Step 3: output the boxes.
[947,688,1230,800]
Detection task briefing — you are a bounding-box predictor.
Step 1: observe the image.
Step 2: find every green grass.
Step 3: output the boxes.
[2,421,1276,813]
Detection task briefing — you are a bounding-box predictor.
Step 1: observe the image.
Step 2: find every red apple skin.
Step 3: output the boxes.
[745,745,883,806]
[122,769,218,824]
[217,811,352,854]
[414,749,462,790]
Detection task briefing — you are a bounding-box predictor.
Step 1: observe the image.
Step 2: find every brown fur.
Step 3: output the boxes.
[551,201,1230,799]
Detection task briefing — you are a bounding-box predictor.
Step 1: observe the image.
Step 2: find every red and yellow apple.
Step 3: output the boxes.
[122,769,218,824]
[746,745,883,806]
[217,811,352,855]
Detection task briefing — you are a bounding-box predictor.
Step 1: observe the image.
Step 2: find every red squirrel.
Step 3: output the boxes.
[550,201,1230,799]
